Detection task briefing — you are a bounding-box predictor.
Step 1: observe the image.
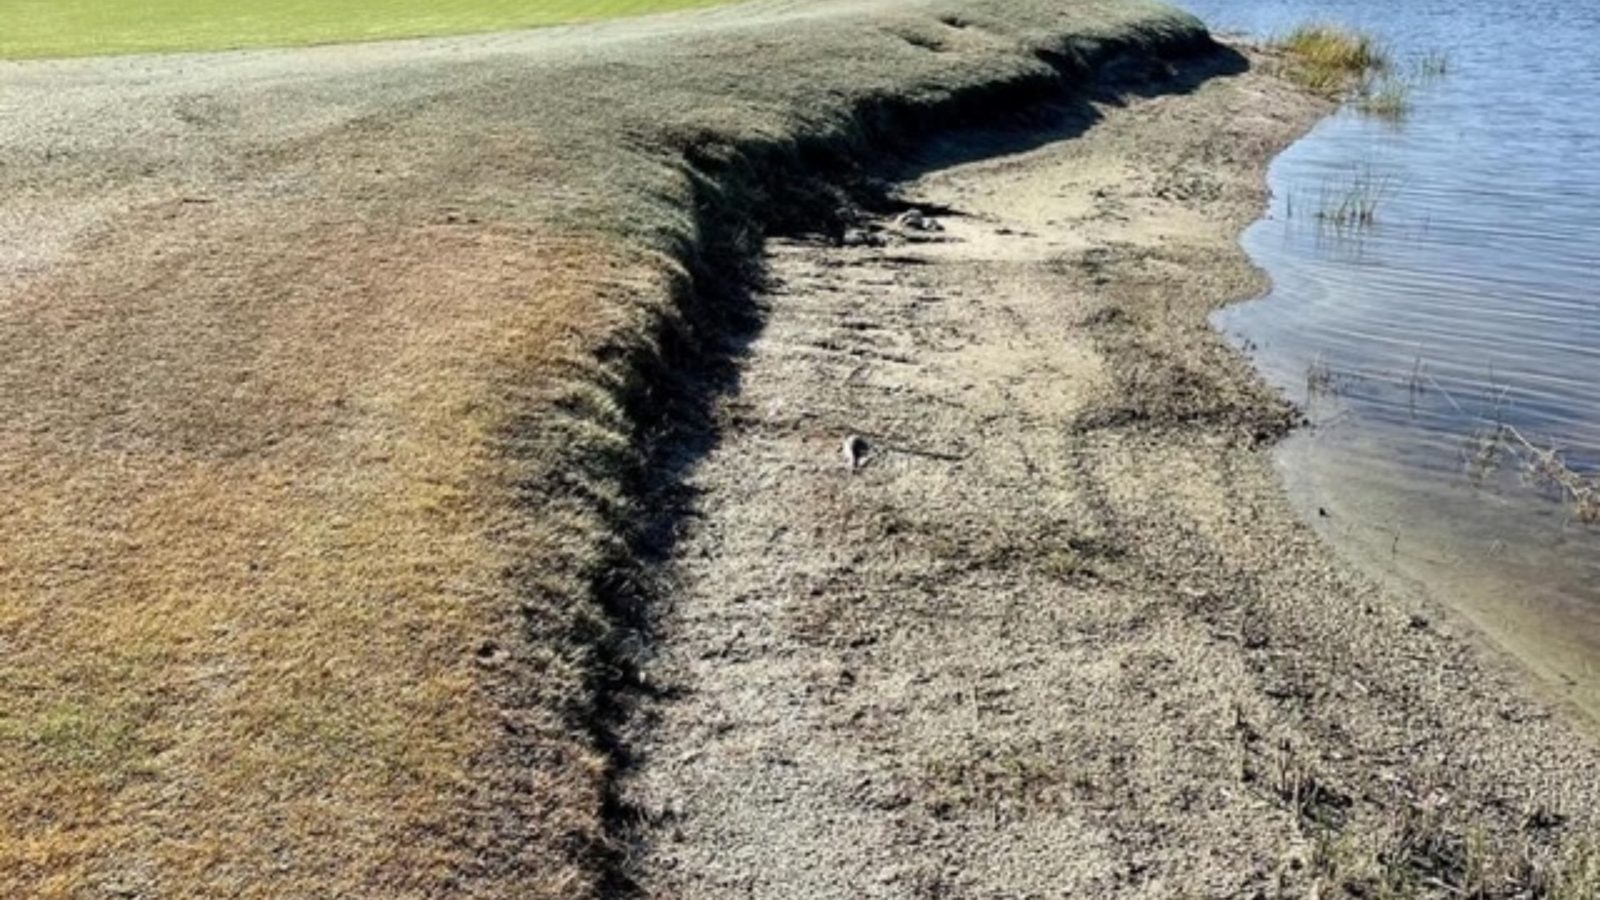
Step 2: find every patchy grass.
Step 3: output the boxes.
[1309,808,1600,898]
[0,0,732,59]
[1275,23,1390,94]
[0,1,1210,896]
[1253,741,1600,899]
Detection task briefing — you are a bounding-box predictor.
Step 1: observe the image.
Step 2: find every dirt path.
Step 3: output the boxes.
[622,52,1600,898]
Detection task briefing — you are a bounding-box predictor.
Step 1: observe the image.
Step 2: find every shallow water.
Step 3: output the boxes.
[1174,0,1600,715]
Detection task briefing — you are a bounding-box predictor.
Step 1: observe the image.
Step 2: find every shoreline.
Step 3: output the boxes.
[2,3,1596,894]
[1274,432,1600,732]
[623,42,1600,896]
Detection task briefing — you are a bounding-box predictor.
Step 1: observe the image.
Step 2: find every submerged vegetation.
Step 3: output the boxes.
[1316,168,1395,228]
[1310,357,1600,527]
[1417,50,1451,78]
[1469,422,1600,526]
[1356,76,1414,120]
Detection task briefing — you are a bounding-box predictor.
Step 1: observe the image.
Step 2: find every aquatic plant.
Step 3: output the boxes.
[1416,50,1450,78]
[1510,427,1600,525]
[1316,168,1394,228]
[1355,76,1413,120]
[1276,23,1390,94]
[1305,354,1337,397]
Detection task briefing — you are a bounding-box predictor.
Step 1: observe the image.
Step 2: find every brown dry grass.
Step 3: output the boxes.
[0,205,649,896]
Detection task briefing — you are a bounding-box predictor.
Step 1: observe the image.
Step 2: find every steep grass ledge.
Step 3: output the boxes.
[0,2,1214,896]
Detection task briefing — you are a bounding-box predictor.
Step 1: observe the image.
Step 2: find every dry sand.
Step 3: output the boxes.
[621,49,1600,898]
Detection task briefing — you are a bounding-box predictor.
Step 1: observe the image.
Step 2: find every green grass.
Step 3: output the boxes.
[0,0,731,59]
[1275,22,1389,94]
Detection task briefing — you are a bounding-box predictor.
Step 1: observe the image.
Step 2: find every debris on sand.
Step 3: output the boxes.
[894,208,944,232]
[842,227,887,248]
[842,434,869,471]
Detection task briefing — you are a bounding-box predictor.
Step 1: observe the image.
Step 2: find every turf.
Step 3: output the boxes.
[0,0,730,59]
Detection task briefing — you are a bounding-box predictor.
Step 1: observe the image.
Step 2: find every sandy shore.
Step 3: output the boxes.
[621,47,1600,897]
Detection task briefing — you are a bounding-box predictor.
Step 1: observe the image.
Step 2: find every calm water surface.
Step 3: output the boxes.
[1175,0,1600,715]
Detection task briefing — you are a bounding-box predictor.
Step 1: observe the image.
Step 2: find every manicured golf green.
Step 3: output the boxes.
[0,0,731,59]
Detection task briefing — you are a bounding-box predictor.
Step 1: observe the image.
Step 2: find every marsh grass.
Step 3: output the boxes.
[1317,168,1395,228]
[1276,23,1390,94]
[1276,24,1427,122]
[1356,76,1414,120]
[1416,50,1451,79]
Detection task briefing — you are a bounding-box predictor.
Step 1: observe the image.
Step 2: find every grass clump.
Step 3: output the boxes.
[1317,168,1394,228]
[1276,23,1390,93]
[1416,50,1450,78]
[1311,814,1600,899]
[1356,76,1414,120]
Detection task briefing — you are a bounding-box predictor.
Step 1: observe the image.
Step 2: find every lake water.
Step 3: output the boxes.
[1173,0,1600,718]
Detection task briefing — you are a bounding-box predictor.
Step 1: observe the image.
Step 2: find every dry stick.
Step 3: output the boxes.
[854,430,973,463]
[1425,373,1599,522]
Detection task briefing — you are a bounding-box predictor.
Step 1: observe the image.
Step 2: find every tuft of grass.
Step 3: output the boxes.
[1311,810,1600,899]
[1356,76,1414,120]
[1316,168,1395,228]
[1282,758,1600,900]
[1549,838,1600,899]
[1416,50,1451,78]
[1275,23,1390,94]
